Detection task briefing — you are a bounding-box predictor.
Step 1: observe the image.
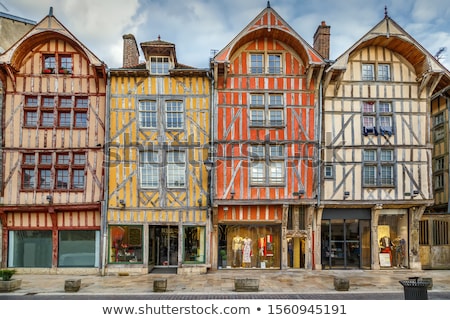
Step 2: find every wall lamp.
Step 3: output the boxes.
[119,199,126,206]
[204,159,214,171]
[293,189,305,198]
[343,191,350,199]
[412,190,420,197]
[46,195,53,203]
[197,198,203,206]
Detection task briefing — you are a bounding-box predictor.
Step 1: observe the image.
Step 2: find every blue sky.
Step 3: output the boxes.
[4,0,450,69]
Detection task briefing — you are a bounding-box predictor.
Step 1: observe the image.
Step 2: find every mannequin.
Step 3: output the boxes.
[232,235,243,267]
[242,236,252,267]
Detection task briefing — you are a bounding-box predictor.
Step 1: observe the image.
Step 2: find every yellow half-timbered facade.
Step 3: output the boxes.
[106,36,211,274]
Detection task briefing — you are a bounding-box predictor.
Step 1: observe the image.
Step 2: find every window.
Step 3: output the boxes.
[43,55,56,73]
[435,173,444,189]
[183,226,206,263]
[8,230,52,267]
[150,56,170,74]
[324,165,333,178]
[42,54,73,74]
[363,149,394,186]
[268,54,282,73]
[22,152,86,190]
[435,157,445,171]
[432,220,449,245]
[59,230,98,267]
[362,63,391,81]
[250,54,263,73]
[22,154,36,189]
[25,95,88,129]
[378,64,391,81]
[167,151,186,188]
[362,101,394,136]
[139,100,157,128]
[166,101,184,129]
[59,55,73,74]
[249,93,284,127]
[249,144,285,185]
[140,151,160,188]
[362,64,374,81]
[249,53,282,74]
[434,112,445,126]
[109,225,143,263]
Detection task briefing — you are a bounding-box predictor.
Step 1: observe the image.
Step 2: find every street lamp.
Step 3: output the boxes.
[204,159,214,210]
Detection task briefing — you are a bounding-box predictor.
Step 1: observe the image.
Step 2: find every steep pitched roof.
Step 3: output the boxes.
[213,3,324,67]
[327,14,450,93]
[0,7,105,70]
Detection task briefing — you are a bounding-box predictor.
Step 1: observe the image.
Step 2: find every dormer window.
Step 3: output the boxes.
[150,56,170,74]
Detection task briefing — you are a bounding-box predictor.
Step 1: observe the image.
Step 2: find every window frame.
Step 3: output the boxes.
[249,93,285,127]
[139,150,160,189]
[362,148,395,187]
[249,144,285,186]
[139,100,158,129]
[249,52,283,74]
[150,56,170,74]
[165,100,184,130]
[167,150,186,188]
[21,152,86,191]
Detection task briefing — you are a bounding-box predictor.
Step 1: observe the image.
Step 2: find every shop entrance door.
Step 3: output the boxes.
[287,237,305,268]
[321,219,370,269]
[148,225,178,267]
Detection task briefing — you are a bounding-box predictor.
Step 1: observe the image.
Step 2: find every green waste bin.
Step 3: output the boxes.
[399,278,428,300]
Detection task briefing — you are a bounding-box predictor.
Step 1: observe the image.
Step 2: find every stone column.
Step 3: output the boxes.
[371,204,382,270]
[409,206,425,270]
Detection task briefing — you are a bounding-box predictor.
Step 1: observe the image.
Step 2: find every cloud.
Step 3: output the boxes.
[7,0,144,67]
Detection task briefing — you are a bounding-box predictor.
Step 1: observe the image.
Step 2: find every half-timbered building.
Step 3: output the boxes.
[421,89,450,269]
[106,35,210,274]
[0,8,106,272]
[319,11,450,270]
[210,3,325,270]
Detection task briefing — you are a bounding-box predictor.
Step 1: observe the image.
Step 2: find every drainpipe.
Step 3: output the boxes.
[101,68,112,276]
[206,65,215,267]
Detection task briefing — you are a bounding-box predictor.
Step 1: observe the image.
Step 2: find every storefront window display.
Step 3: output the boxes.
[8,230,52,267]
[109,225,143,263]
[58,230,99,267]
[378,213,408,268]
[183,226,205,263]
[218,224,281,269]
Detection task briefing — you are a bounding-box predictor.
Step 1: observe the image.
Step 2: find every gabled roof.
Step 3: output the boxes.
[327,14,450,92]
[212,2,324,67]
[0,7,105,70]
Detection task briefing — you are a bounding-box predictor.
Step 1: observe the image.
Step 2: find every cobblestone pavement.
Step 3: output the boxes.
[1,269,450,299]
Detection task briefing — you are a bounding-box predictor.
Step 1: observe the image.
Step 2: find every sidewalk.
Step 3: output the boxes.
[2,269,450,296]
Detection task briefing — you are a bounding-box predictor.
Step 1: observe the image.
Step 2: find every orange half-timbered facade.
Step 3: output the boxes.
[0,9,106,272]
[210,4,325,270]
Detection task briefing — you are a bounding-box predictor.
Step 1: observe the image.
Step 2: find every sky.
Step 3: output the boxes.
[3,0,450,70]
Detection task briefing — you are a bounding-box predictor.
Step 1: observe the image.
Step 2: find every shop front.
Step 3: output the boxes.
[218,224,281,269]
[214,205,283,270]
[321,208,371,269]
[376,209,408,269]
[107,222,208,273]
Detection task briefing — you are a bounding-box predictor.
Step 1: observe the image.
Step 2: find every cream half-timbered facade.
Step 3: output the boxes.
[0,10,106,272]
[319,15,450,270]
[107,37,210,274]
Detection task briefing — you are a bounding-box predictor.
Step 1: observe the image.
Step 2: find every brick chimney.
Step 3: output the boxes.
[313,21,330,60]
[122,34,139,68]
